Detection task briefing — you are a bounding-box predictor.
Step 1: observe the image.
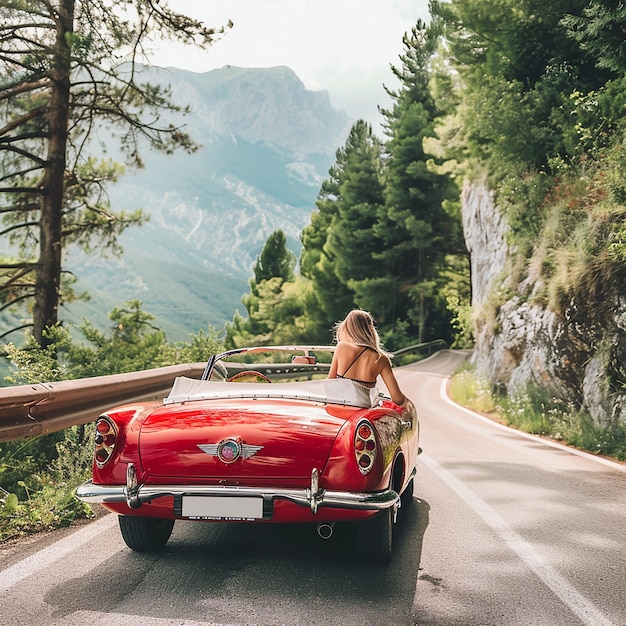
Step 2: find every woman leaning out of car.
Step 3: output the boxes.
[328,309,407,407]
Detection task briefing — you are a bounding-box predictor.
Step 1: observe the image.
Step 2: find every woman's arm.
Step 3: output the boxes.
[327,343,342,379]
[380,359,406,406]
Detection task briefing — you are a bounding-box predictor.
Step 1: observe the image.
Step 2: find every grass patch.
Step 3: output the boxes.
[448,367,498,416]
[448,366,626,461]
[0,426,95,543]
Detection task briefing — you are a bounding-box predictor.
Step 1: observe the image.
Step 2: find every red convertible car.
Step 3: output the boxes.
[76,346,419,564]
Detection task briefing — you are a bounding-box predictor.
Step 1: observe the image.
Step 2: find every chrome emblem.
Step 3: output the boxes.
[197,438,263,464]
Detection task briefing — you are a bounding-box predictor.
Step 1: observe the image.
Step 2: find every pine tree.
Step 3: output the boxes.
[225,230,296,347]
[300,120,385,330]
[252,230,295,284]
[377,20,461,343]
[561,1,626,74]
[0,0,225,346]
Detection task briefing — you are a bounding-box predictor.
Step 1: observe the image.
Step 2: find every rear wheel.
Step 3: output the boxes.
[356,507,393,564]
[118,516,174,552]
[400,476,415,507]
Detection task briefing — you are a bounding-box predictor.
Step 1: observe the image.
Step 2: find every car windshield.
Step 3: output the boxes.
[201,345,336,381]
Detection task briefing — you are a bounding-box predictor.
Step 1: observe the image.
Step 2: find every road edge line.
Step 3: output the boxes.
[0,512,117,593]
[420,452,616,626]
[439,379,626,473]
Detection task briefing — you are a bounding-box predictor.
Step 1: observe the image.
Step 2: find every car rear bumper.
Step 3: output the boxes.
[76,465,399,515]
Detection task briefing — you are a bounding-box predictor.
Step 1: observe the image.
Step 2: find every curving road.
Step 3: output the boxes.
[1,350,624,626]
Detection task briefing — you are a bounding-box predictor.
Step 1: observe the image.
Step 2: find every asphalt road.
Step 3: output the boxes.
[1,350,624,626]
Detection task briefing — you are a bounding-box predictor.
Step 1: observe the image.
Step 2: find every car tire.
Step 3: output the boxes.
[356,507,393,564]
[118,515,175,552]
[400,476,415,507]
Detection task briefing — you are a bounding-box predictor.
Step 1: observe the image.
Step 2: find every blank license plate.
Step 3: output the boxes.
[182,496,263,520]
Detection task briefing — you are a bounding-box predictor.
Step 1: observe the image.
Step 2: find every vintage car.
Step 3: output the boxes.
[76,346,419,564]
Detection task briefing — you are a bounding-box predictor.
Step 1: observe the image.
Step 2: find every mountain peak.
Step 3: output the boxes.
[150,64,350,155]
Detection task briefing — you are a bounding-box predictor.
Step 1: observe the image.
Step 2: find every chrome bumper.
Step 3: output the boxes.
[76,466,399,515]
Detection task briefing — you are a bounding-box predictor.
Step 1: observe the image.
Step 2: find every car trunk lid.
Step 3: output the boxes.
[138,399,352,480]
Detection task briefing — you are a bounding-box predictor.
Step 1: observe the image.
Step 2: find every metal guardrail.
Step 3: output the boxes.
[0,363,206,443]
[392,339,448,359]
[0,341,446,443]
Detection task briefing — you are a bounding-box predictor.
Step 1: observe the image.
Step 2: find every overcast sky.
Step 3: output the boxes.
[150,1,431,134]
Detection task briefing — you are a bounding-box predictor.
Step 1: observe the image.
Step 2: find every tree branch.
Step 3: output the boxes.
[0,106,48,137]
[0,143,47,165]
[0,164,45,184]
[0,77,49,102]
[0,221,40,237]
[0,322,34,341]
[0,187,43,194]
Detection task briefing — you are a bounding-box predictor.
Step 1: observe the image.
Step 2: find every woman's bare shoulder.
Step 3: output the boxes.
[336,340,356,352]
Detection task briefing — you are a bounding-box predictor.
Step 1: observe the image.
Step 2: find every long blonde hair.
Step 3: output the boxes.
[334,310,390,359]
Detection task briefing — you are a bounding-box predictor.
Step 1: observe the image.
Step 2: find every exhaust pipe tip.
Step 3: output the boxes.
[317,523,334,540]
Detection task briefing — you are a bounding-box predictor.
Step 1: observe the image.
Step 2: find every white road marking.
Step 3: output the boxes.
[0,512,118,593]
[52,611,231,626]
[420,451,616,626]
[440,379,626,473]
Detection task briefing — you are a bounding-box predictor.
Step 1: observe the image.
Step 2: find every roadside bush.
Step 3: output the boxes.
[0,300,225,543]
[0,426,93,542]
[449,366,626,461]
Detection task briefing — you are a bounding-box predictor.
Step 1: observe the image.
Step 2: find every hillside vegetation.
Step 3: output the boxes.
[432,0,626,456]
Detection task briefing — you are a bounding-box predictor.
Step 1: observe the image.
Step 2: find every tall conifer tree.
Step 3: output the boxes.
[300,120,385,331]
[377,20,460,342]
[0,1,224,346]
[226,229,297,347]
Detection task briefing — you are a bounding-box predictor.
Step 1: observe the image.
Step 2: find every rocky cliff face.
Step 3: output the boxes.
[463,178,626,426]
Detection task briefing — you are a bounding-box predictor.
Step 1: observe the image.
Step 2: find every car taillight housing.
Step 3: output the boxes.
[354,420,376,474]
[94,416,117,468]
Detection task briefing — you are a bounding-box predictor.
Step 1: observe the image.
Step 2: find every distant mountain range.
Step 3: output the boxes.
[63,65,352,339]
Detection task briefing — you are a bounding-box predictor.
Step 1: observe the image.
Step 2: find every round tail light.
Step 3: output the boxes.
[94,416,117,468]
[354,419,377,475]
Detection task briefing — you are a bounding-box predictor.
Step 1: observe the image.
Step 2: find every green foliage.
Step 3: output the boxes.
[432,0,619,174]
[561,1,626,74]
[226,227,335,348]
[5,300,224,384]
[1,300,224,542]
[514,139,626,321]
[439,255,473,348]
[0,425,94,542]
[227,229,312,348]
[448,366,498,415]
[252,230,295,284]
